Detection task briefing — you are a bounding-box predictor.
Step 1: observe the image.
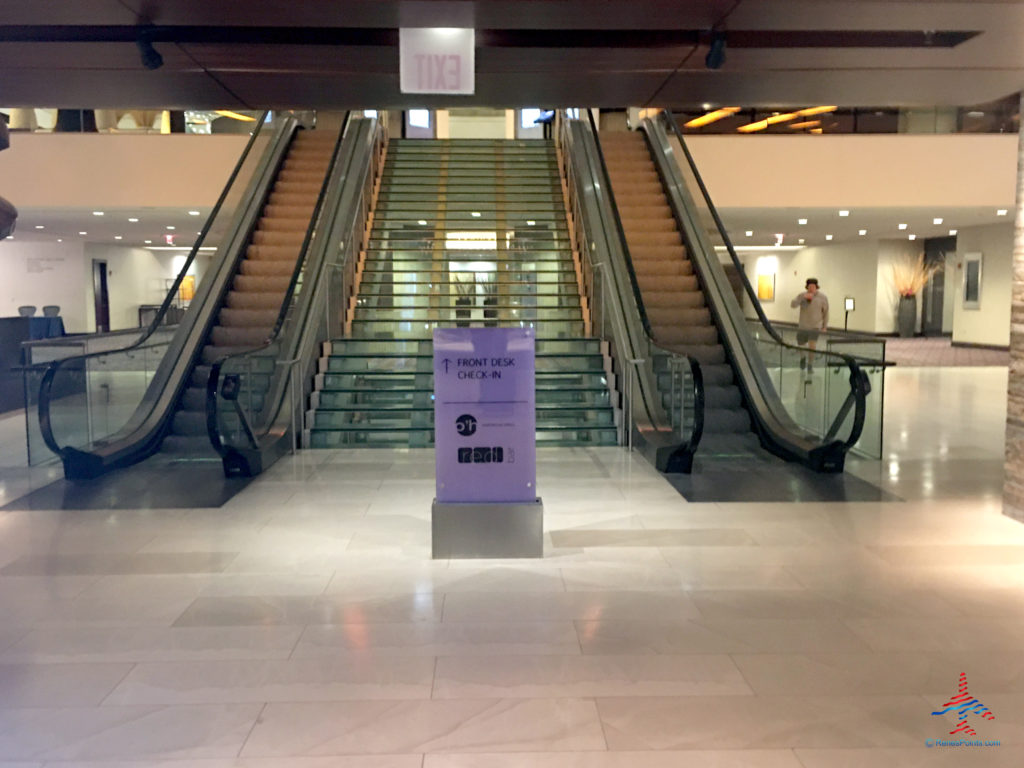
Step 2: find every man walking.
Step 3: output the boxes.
[790,278,828,373]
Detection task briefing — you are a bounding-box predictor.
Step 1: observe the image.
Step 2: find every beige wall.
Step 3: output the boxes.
[687,134,1017,209]
[953,223,1014,348]
[747,241,881,334]
[0,133,248,208]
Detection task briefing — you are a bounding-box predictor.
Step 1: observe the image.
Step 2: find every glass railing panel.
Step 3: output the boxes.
[38,113,284,459]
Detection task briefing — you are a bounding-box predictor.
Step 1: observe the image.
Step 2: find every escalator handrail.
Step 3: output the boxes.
[38,111,275,458]
[205,113,354,454]
[584,110,654,340]
[561,113,704,460]
[658,110,889,370]
[648,111,873,452]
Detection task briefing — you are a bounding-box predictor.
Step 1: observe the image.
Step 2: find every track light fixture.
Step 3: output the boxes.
[705,32,727,70]
[136,32,163,70]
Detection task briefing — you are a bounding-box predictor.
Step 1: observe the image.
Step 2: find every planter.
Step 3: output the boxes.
[897,294,917,338]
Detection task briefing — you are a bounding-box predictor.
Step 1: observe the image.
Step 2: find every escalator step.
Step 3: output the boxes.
[703,407,751,434]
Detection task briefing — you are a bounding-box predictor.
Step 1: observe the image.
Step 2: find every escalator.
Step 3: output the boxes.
[597,111,874,473]
[37,112,370,480]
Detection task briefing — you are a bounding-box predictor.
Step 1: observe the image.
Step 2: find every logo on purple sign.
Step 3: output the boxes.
[433,327,537,503]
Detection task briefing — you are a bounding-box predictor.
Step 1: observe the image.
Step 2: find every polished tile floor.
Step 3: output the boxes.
[0,367,1021,766]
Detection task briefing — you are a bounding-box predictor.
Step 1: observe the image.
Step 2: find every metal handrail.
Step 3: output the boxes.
[38,111,273,457]
[204,113,352,453]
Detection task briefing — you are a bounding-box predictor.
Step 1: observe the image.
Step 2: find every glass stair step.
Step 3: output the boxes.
[351,308,582,322]
[347,321,586,339]
[317,389,611,408]
[325,355,603,373]
[329,338,603,355]
[308,426,619,449]
[320,371,609,390]
[313,407,615,429]
[354,297,581,310]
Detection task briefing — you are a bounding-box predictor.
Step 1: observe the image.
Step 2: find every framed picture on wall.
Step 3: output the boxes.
[757,273,775,302]
[962,252,982,310]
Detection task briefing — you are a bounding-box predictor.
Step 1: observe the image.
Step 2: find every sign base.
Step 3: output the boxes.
[432,498,544,559]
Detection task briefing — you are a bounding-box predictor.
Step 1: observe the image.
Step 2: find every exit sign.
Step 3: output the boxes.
[399,28,475,95]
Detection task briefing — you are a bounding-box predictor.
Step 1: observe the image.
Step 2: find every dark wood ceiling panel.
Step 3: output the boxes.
[0,70,243,109]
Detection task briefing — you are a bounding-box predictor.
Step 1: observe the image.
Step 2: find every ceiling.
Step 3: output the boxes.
[1,1,1024,110]
[7,204,1009,256]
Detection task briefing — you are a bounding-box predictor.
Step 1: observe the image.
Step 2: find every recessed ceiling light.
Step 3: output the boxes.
[908,234,917,240]
[166,226,176,230]
[145,239,153,244]
[858,229,867,236]
[196,231,201,235]
[34,225,44,229]
[471,212,481,217]
[825,234,833,241]
[114,235,122,240]
[798,238,805,244]
[128,217,139,223]
[188,210,201,216]
[898,223,908,230]
[92,211,104,216]
[527,220,536,226]
[798,218,807,225]
[79,231,87,235]
[57,238,62,242]
[933,217,943,225]
[949,229,958,236]
[745,230,753,237]
[838,210,850,217]
[997,209,1009,216]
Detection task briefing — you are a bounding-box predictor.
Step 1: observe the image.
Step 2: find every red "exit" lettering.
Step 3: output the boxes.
[414,53,462,91]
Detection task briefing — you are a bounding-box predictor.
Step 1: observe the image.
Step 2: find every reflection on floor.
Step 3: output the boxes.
[0,367,1019,764]
[3,455,251,511]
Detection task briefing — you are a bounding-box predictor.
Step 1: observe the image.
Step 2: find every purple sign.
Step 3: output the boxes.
[434,327,536,503]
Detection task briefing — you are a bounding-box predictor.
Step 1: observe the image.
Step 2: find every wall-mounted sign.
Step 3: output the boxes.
[433,327,536,503]
[399,28,475,95]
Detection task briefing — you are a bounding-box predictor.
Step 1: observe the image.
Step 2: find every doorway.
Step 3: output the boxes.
[92,259,110,332]
[921,236,955,337]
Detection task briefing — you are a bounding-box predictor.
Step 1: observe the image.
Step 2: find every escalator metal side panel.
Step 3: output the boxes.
[638,118,825,466]
[61,119,300,479]
[223,120,378,476]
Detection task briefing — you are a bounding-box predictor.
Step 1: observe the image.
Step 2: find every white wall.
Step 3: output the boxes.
[0,239,88,331]
[952,223,1013,347]
[84,245,184,331]
[875,239,923,334]
[747,241,881,333]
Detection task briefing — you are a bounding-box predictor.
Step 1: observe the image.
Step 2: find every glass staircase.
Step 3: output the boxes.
[306,138,618,448]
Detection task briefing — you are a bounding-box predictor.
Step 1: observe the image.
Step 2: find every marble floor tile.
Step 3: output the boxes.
[38,758,423,768]
[1,626,303,663]
[549,528,756,548]
[292,622,581,658]
[842,616,1024,652]
[103,656,435,705]
[432,654,751,698]
[731,652,1024,696]
[794,748,1024,768]
[173,594,444,627]
[596,695,933,750]
[423,751,804,768]
[0,704,263,761]
[0,663,132,707]
[575,618,872,655]
[441,591,701,623]
[241,699,607,756]
[0,553,238,577]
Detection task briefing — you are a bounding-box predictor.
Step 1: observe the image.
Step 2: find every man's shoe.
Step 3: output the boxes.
[799,358,806,371]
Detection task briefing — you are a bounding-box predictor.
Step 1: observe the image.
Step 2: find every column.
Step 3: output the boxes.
[1004,92,1024,522]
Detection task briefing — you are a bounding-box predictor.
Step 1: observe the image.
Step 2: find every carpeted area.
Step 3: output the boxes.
[882,337,1008,367]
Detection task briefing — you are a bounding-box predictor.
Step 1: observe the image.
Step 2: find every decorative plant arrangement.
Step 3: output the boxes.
[890,253,943,298]
[890,253,943,337]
